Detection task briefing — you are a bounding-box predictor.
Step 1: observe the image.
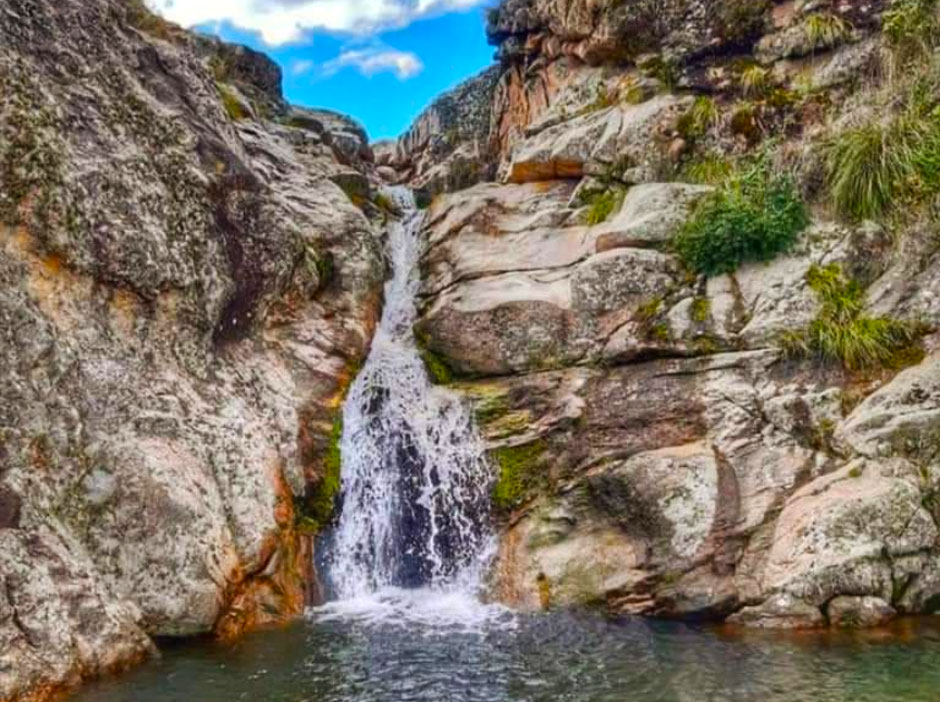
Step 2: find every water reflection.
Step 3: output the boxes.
[74,612,940,702]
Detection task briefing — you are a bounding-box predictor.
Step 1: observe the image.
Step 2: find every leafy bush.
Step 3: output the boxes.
[673,166,808,276]
[781,264,925,370]
[827,109,940,220]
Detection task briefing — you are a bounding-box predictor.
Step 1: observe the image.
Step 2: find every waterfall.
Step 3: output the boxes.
[323,187,495,605]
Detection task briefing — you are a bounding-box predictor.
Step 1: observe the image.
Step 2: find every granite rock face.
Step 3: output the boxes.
[422,178,940,624]
[0,0,383,698]
[408,0,940,631]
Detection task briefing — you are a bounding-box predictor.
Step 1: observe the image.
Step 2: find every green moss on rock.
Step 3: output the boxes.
[218,84,249,121]
[491,439,547,512]
[420,348,454,385]
[414,326,455,385]
[300,415,343,533]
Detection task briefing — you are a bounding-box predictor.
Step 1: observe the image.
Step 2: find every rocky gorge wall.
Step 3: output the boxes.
[0,1,391,699]
[2,0,940,700]
[393,0,940,628]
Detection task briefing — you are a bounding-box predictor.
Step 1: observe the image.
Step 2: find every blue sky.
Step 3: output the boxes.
[149,1,497,140]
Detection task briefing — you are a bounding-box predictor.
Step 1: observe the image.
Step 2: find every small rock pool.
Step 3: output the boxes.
[74,591,940,702]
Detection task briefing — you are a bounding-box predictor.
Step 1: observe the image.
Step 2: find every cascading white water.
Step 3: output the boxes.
[325,187,496,608]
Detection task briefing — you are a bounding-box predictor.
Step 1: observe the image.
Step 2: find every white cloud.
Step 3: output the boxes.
[290,58,315,76]
[322,47,424,79]
[148,0,489,46]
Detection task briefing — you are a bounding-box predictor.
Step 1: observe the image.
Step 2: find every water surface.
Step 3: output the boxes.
[76,598,940,702]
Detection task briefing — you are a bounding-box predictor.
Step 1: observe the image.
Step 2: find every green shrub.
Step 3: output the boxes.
[827,110,940,220]
[673,166,808,276]
[584,188,625,225]
[780,264,925,370]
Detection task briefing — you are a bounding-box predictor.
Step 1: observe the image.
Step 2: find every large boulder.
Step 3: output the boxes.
[505,95,689,184]
[836,353,940,459]
[747,459,938,608]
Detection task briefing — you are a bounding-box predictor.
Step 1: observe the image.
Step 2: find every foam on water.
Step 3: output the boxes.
[314,587,516,634]
[314,186,505,630]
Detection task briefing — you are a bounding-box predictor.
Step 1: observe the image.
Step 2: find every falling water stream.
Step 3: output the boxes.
[314,187,504,627]
[73,190,940,702]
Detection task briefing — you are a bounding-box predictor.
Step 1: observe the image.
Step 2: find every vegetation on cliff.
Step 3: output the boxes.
[673,165,807,276]
[782,264,926,370]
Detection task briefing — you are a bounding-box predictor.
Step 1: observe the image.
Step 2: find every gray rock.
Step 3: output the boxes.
[836,353,940,459]
[826,596,896,628]
[729,594,826,629]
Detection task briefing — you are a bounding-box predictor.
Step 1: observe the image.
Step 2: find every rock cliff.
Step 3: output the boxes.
[404,0,940,628]
[0,1,386,699]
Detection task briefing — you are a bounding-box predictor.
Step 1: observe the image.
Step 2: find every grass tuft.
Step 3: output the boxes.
[803,13,852,50]
[780,264,926,370]
[884,0,940,60]
[584,188,625,225]
[126,0,179,41]
[681,153,734,185]
[217,84,248,121]
[740,66,771,97]
[677,96,719,140]
[826,109,940,221]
